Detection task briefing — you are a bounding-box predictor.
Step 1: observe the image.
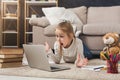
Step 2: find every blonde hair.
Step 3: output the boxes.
[56,21,75,55]
[56,21,75,38]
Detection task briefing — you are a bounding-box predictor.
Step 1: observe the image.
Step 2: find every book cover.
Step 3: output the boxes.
[0,57,23,63]
[0,48,23,55]
[0,62,22,68]
[0,54,23,58]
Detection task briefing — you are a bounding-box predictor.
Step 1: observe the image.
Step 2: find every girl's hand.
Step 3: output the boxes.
[83,58,88,66]
[45,42,50,52]
[75,54,88,67]
[75,54,82,67]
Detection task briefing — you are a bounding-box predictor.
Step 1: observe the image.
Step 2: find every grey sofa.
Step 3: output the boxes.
[29,5,120,54]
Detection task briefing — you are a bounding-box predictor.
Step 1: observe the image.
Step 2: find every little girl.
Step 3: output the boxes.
[45,21,88,67]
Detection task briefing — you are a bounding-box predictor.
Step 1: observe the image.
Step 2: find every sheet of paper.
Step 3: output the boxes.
[81,65,106,71]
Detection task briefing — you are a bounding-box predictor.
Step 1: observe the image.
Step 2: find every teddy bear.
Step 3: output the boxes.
[100,32,120,60]
[108,46,120,55]
[103,32,120,48]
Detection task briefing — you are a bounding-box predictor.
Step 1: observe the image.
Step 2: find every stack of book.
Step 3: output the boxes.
[0,48,23,68]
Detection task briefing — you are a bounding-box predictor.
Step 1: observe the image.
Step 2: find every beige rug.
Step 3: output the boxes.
[0,59,120,80]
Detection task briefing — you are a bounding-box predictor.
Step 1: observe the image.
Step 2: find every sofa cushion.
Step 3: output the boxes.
[80,36,104,51]
[87,6,120,24]
[68,6,87,24]
[83,23,120,35]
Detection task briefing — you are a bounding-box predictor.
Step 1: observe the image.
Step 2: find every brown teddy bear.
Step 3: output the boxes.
[108,46,120,55]
[100,32,120,60]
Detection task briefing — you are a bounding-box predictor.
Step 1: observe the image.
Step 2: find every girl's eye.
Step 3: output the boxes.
[56,35,64,38]
[60,36,64,38]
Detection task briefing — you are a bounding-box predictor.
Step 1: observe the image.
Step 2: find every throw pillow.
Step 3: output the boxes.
[42,7,65,25]
[60,9,83,34]
[60,10,83,25]
[68,6,87,24]
[60,9,83,37]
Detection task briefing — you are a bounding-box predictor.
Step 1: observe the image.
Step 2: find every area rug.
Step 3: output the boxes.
[0,59,120,80]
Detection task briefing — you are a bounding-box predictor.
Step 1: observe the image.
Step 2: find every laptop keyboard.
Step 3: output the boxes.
[50,66,60,69]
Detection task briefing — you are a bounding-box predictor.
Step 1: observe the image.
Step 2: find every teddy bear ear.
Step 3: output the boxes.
[114,33,119,38]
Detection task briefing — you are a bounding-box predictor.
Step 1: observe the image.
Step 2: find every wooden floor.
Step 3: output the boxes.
[0,48,23,55]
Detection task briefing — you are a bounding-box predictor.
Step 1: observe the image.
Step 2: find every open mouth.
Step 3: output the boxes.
[61,43,63,45]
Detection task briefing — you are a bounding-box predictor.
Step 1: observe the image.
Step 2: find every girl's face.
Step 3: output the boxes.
[55,29,73,48]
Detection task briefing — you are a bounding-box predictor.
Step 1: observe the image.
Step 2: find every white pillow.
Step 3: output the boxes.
[60,9,83,25]
[60,10,83,34]
[42,7,65,25]
[72,24,77,33]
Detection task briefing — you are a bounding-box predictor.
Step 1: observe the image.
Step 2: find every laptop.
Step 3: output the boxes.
[23,44,70,72]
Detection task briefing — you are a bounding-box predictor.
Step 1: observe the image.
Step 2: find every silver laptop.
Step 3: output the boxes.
[23,44,70,72]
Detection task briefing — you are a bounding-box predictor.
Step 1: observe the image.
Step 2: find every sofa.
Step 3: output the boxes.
[30,6,120,53]
[29,0,120,55]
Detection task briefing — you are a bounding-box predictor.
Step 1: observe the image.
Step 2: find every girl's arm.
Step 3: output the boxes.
[75,39,88,67]
[77,39,84,59]
[45,41,62,64]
